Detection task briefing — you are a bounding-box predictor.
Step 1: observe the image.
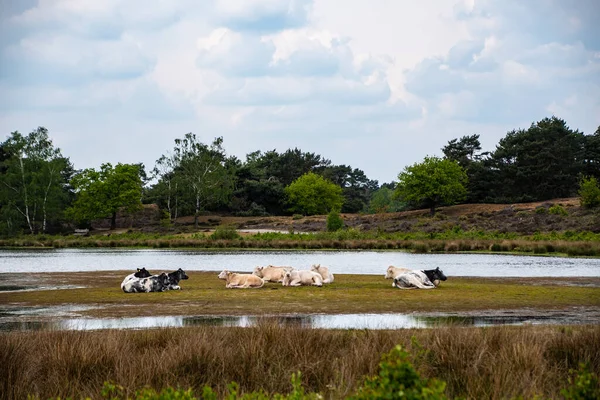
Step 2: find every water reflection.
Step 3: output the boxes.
[0,313,583,332]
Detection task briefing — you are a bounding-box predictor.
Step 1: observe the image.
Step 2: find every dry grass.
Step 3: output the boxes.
[1,324,598,399]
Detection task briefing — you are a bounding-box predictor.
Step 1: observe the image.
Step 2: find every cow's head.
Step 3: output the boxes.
[310,264,320,272]
[385,266,397,279]
[253,266,264,277]
[168,268,188,285]
[218,270,230,280]
[134,267,152,278]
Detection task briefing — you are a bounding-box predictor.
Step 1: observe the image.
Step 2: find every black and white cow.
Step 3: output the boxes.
[122,272,170,293]
[392,268,447,290]
[120,267,152,291]
[166,268,189,290]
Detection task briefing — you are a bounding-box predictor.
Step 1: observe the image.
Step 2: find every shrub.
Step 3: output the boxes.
[535,206,548,214]
[579,176,600,208]
[350,345,447,400]
[561,363,600,400]
[326,210,344,232]
[549,204,568,216]
[210,225,240,240]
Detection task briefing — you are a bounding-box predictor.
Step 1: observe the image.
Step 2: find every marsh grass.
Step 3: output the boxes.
[1,230,600,256]
[1,324,598,400]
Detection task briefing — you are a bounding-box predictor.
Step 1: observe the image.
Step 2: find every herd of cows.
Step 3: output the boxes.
[120,265,447,293]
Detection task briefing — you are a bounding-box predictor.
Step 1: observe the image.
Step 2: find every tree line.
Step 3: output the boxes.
[1,116,599,234]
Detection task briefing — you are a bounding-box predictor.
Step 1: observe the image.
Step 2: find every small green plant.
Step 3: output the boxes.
[548,204,568,216]
[292,214,303,220]
[350,345,447,400]
[535,206,547,214]
[560,363,600,400]
[326,210,344,232]
[578,176,600,208]
[210,225,240,240]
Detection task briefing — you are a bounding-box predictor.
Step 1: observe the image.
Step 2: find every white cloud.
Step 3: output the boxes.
[1,0,599,185]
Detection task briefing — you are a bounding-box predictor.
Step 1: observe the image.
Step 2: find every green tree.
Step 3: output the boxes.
[0,127,73,234]
[582,125,600,180]
[395,156,467,216]
[490,117,585,202]
[578,176,600,208]
[442,134,483,168]
[67,163,143,229]
[285,172,343,216]
[368,187,404,213]
[170,134,234,228]
[319,165,379,213]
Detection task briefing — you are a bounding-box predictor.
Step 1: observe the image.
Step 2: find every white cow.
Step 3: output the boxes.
[253,265,294,283]
[310,264,334,284]
[218,270,265,289]
[282,270,323,287]
[385,265,411,280]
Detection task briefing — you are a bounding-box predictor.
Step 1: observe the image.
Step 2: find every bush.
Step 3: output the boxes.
[549,204,568,216]
[210,225,241,240]
[579,176,600,208]
[561,363,600,400]
[326,210,344,232]
[350,345,447,400]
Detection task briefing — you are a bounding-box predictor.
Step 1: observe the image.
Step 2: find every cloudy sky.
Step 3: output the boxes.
[1,0,599,184]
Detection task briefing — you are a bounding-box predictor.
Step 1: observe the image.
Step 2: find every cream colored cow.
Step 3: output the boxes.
[282,270,323,287]
[310,264,334,284]
[253,265,294,283]
[385,265,411,280]
[218,270,265,289]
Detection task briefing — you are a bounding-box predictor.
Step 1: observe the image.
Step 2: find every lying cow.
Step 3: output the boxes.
[166,268,189,290]
[282,270,323,287]
[310,264,334,283]
[384,265,411,280]
[122,272,170,293]
[120,267,152,291]
[218,270,264,289]
[393,267,447,290]
[253,265,294,283]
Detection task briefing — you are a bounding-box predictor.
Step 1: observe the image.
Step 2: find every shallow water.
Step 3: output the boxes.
[1,248,599,277]
[1,311,594,332]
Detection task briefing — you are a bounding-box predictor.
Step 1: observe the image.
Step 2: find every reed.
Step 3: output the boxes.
[1,231,600,256]
[1,324,598,400]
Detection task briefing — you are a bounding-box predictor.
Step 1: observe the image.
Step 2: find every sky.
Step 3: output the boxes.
[0,0,599,184]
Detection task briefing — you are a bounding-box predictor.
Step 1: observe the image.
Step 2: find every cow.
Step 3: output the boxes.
[253,265,294,283]
[122,272,170,293]
[384,265,411,280]
[166,268,189,290]
[392,268,448,290]
[218,270,265,288]
[120,267,152,291]
[282,270,323,287]
[310,264,334,284]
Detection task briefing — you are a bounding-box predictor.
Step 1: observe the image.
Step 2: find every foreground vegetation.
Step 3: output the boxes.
[1,273,598,317]
[2,324,599,399]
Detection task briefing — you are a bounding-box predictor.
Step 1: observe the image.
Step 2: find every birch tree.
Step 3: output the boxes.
[171,134,234,228]
[0,128,72,234]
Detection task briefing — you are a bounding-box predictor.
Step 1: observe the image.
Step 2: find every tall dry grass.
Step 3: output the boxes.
[1,324,598,399]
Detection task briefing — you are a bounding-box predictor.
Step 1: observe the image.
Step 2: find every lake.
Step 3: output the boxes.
[1,248,599,277]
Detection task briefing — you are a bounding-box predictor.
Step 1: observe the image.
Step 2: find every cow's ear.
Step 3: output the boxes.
[137,268,141,272]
